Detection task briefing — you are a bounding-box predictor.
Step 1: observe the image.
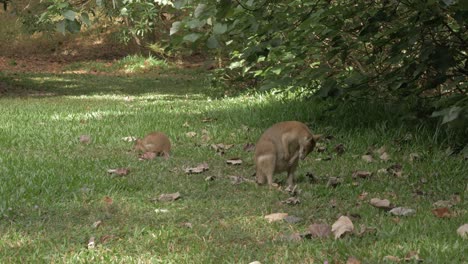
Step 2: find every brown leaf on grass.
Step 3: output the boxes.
[92,220,102,229]
[316,146,327,153]
[265,213,288,223]
[358,192,369,200]
[107,168,130,176]
[185,163,209,174]
[409,152,420,162]
[283,215,302,224]
[182,121,190,127]
[138,151,157,161]
[404,251,422,262]
[387,164,403,177]
[243,143,255,152]
[377,168,388,174]
[389,207,416,216]
[432,207,452,218]
[379,152,390,161]
[332,216,354,239]
[370,198,392,209]
[79,135,91,144]
[226,158,243,165]
[375,146,387,155]
[103,196,113,206]
[383,256,401,262]
[433,196,460,208]
[211,143,234,152]
[327,177,342,188]
[355,224,377,236]
[87,236,96,249]
[361,155,374,163]
[457,224,468,238]
[202,117,217,123]
[153,192,181,202]
[100,234,117,244]
[307,223,332,238]
[180,222,193,229]
[121,136,137,142]
[352,171,372,179]
[281,197,300,205]
[334,144,345,155]
[205,175,216,181]
[186,131,197,138]
[346,256,361,264]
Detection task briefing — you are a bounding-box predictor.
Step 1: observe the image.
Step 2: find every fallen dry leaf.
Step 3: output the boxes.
[334,144,345,155]
[281,197,300,205]
[387,164,403,177]
[107,168,130,176]
[205,175,216,181]
[409,152,420,162]
[457,224,468,238]
[352,171,372,179]
[375,146,386,155]
[211,143,234,153]
[316,146,327,153]
[331,216,354,239]
[138,151,157,161]
[379,152,390,161]
[404,251,421,262]
[327,177,342,188]
[180,222,193,229]
[389,207,415,216]
[355,224,377,236]
[370,198,392,209]
[265,213,288,223]
[153,192,181,202]
[92,220,102,229]
[346,256,361,264]
[383,255,401,262]
[283,215,302,224]
[226,158,243,165]
[377,168,388,174]
[243,143,255,152]
[183,121,190,127]
[87,236,95,249]
[202,117,217,123]
[186,131,197,138]
[279,232,302,242]
[433,197,460,208]
[358,192,369,200]
[307,223,332,238]
[79,135,91,144]
[432,207,451,218]
[103,196,113,206]
[121,136,137,142]
[185,163,209,174]
[361,155,374,163]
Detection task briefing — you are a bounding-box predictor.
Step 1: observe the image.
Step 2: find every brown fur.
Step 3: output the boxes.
[134,132,171,159]
[254,121,319,187]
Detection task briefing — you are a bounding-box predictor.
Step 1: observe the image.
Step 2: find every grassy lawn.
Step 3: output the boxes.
[0,64,466,263]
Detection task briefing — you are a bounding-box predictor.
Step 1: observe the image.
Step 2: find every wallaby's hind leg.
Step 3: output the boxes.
[256,154,276,185]
[286,163,298,187]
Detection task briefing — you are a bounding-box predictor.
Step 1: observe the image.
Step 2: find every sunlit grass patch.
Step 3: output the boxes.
[63,55,168,74]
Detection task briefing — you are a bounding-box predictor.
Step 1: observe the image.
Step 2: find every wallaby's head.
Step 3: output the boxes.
[299,134,321,160]
[134,138,144,151]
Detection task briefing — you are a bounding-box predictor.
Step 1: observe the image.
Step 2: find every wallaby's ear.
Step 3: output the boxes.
[312,134,322,142]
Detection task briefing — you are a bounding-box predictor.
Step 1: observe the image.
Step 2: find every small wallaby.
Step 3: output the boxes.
[254,121,320,187]
[134,132,171,159]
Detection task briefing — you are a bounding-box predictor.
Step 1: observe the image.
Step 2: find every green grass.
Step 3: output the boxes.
[0,66,466,263]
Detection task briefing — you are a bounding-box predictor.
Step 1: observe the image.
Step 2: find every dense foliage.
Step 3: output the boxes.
[22,0,468,139]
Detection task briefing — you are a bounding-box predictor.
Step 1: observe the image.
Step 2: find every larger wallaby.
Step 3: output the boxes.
[254,121,319,187]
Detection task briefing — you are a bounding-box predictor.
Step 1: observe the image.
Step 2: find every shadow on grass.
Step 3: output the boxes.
[0,69,215,99]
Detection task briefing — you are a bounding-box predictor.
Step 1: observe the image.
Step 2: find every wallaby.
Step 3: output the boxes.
[134,132,171,159]
[254,121,319,187]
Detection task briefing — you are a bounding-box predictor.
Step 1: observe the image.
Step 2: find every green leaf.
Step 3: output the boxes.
[56,20,66,34]
[66,20,81,33]
[207,35,219,49]
[81,13,91,27]
[213,23,227,35]
[63,10,76,21]
[170,21,181,35]
[183,33,201,42]
[194,4,206,18]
